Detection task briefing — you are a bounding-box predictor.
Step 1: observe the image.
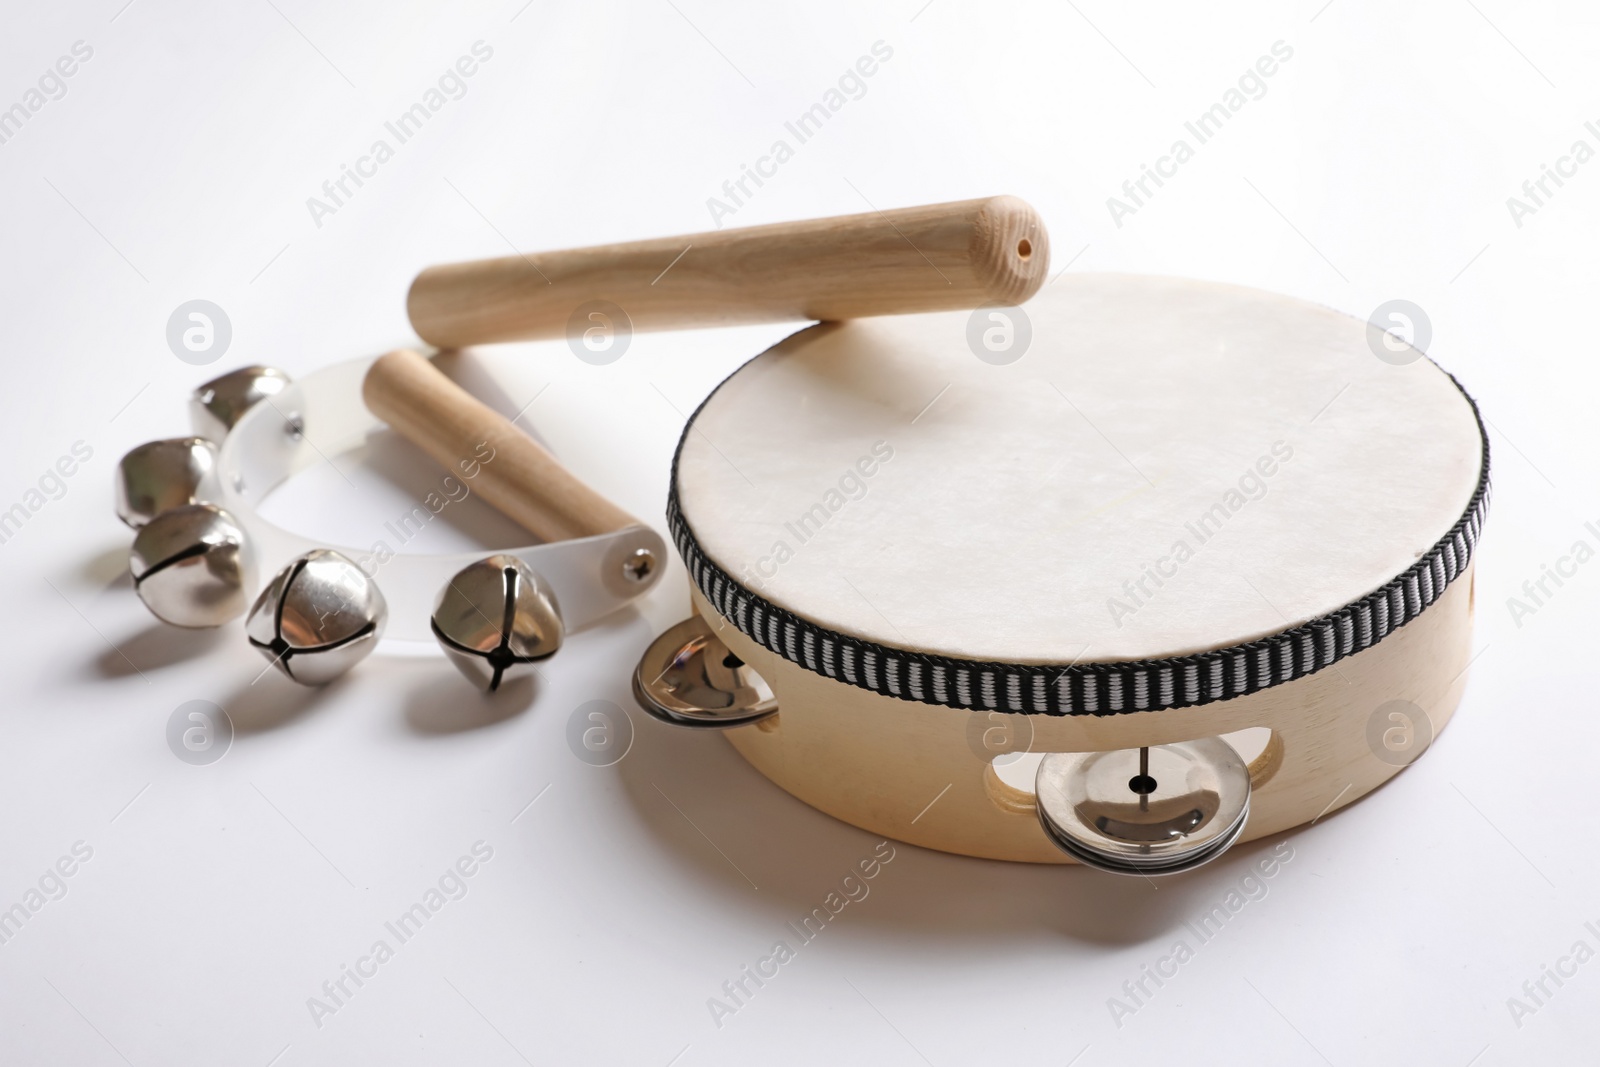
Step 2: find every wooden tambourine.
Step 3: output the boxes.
[634,274,1490,872]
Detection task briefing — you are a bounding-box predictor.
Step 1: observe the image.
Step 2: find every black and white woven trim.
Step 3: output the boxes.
[666,372,1491,718]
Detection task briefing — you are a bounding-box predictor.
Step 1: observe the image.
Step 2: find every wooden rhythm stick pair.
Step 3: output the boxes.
[365,196,1049,544]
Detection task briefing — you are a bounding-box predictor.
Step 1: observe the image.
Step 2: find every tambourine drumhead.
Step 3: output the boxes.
[671,275,1485,697]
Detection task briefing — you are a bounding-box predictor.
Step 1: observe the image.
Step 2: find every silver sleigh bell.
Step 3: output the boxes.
[191,364,292,441]
[247,550,386,685]
[115,437,220,528]
[1034,738,1252,876]
[431,555,564,692]
[130,503,256,628]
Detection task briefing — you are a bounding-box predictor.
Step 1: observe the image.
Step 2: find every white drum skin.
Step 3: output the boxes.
[671,275,1487,863]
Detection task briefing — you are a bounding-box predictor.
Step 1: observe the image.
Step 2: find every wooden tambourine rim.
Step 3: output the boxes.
[666,330,1491,719]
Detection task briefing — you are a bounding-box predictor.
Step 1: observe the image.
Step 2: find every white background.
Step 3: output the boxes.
[2,1,1598,1064]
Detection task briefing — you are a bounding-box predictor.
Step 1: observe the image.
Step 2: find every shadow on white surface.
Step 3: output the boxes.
[402,671,536,734]
[93,619,229,677]
[222,670,349,734]
[77,541,130,589]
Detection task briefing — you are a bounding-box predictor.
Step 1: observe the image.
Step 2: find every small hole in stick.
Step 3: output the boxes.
[1016,238,1032,260]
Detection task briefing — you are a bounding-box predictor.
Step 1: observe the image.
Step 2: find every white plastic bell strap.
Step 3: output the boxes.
[214,357,665,643]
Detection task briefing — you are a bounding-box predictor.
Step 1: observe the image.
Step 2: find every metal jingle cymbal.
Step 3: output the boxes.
[1035,738,1252,877]
[632,616,778,729]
